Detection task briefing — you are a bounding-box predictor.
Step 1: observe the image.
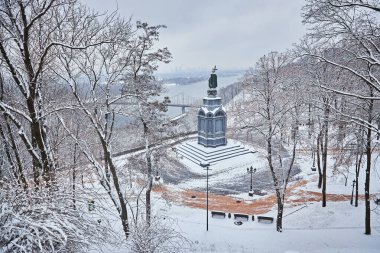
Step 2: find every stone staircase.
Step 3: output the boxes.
[176,142,255,165]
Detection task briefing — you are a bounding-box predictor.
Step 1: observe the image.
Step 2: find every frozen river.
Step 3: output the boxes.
[162,75,242,117]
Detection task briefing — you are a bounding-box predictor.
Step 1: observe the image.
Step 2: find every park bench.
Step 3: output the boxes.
[234,213,249,221]
[257,216,274,224]
[254,190,267,196]
[211,211,226,219]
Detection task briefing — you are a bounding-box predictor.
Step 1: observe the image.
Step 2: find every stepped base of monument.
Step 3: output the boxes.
[198,136,227,147]
[176,140,255,165]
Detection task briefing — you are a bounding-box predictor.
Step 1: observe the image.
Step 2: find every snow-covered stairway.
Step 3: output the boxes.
[176,141,255,165]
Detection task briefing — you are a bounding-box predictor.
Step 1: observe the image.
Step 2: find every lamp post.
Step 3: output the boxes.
[351,179,356,205]
[311,148,316,171]
[200,162,211,231]
[247,166,256,196]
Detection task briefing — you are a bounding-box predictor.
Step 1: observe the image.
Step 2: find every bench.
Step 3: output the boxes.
[257,216,274,224]
[254,190,267,196]
[211,211,226,219]
[234,213,249,221]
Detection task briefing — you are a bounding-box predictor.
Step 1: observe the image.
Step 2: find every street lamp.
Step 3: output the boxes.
[311,148,317,171]
[247,166,257,196]
[154,156,161,181]
[155,167,160,181]
[351,179,356,205]
[200,161,211,231]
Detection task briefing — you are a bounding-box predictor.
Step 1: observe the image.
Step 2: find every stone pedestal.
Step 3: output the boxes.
[197,90,227,147]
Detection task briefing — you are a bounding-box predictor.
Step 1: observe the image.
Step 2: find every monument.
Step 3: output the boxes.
[176,66,254,166]
[197,66,227,147]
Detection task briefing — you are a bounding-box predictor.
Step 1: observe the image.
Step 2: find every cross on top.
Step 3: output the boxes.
[212,65,218,73]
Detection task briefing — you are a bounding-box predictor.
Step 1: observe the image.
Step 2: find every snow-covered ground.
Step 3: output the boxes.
[164,201,380,253]
[100,188,380,253]
[98,137,380,252]
[147,140,380,253]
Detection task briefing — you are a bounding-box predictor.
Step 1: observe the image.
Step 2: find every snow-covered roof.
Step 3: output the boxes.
[199,106,226,114]
[203,96,222,100]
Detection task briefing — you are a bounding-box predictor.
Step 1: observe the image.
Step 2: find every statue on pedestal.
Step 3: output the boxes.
[198,66,227,147]
[207,66,218,97]
[209,66,218,89]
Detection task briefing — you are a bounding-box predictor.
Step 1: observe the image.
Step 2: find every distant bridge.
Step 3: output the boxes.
[166,93,201,113]
[112,92,202,114]
[165,103,195,113]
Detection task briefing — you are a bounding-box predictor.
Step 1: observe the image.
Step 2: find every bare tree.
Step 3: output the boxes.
[237,52,301,232]
[0,0,143,247]
[55,16,134,239]
[302,0,380,233]
[121,21,171,226]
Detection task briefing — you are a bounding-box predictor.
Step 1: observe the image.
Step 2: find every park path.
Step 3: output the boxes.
[153,179,364,215]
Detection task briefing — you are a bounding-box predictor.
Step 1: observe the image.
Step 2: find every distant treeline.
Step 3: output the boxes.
[218,81,243,105]
[159,71,243,86]
[160,76,207,85]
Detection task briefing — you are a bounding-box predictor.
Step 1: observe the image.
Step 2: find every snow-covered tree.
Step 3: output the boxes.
[0,180,110,253]
[302,0,380,234]
[121,21,171,226]
[128,216,189,253]
[0,0,128,250]
[236,51,302,232]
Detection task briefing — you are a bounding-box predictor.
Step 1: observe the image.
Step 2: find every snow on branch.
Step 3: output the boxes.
[317,84,380,100]
[328,1,380,12]
[0,105,41,163]
[305,52,380,93]
[0,102,32,122]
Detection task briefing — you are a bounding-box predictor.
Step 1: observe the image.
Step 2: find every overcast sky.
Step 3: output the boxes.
[81,0,307,73]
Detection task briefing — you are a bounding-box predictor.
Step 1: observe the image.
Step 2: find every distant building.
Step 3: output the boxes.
[198,67,227,147]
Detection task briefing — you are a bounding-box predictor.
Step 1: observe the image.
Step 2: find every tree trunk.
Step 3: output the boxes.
[308,103,311,138]
[0,118,28,191]
[28,96,52,186]
[364,93,373,235]
[317,132,323,189]
[355,150,363,207]
[101,140,130,239]
[266,124,284,232]
[72,165,76,209]
[365,126,371,235]
[355,174,359,207]
[322,104,330,207]
[143,121,153,226]
[276,191,283,232]
[146,176,152,225]
[72,140,78,210]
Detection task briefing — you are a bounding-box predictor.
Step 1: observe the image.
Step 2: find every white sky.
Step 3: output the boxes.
[81,0,307,73]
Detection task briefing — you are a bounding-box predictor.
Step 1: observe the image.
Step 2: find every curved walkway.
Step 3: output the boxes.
[153,179,365,215]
